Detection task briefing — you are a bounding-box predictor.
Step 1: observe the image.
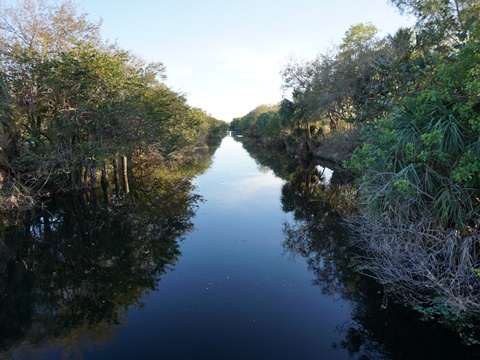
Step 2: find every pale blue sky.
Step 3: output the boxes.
[80,0,413,121]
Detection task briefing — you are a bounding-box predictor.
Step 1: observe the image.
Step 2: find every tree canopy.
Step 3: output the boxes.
[0,0,226,209]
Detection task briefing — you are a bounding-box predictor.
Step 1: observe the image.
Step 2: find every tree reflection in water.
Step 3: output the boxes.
[239,137,480,360]
[0,169,202,358]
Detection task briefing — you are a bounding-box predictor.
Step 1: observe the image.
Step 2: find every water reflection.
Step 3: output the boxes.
[238,137,480,360]
[2,135,480,359]
[0,170,202,358]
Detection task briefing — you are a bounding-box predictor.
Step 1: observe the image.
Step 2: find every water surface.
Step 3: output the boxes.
[2,135,476,359]
[93,136,352,359]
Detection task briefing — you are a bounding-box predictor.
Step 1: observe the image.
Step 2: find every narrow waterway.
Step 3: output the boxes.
[82,135,352,359]
[3,135,477,359]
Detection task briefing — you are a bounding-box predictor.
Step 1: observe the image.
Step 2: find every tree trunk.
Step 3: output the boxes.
[89,165,99,210]
[83,165,88,189]
[0,123,7,166]
[113,157,120,198]
[71,165,83,190]
[101,161,111,204]
[304,123,317,154]
[122,155,130,195]
[89,165,98,189]
[303,158,318,192]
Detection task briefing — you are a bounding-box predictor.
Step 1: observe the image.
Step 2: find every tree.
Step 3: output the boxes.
[279,24,383,156]
[389,0,480,51]
[347,1,480,230]
[0,0,102,56]
[0,0,104,197]
[0,0,225,208]
[343,0,480,325]
[32,45,143,189]
[230,104,279,138]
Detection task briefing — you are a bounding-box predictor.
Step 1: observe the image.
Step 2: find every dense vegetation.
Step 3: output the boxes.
[233,0,480,342]
[0,0,227,211]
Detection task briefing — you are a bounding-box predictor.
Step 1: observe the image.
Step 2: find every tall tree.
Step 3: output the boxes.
[0,0,102,56]
[389,0,480,50]
[279,23,383,155]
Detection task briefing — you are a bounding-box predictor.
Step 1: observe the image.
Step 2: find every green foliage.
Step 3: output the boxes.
[453,151,480,186]
[346,93,479,229]
[412,296,479,345]
[238,22,387,155]
[0,0,103,56]
[230,104,280,139]
[389,0,480,52]
[339,1,480,341]
[346,10,480,228]
[0,0,224,203]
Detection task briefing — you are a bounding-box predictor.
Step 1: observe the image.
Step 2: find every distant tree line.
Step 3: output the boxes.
[234,0,480,339]
[0,0,227,210]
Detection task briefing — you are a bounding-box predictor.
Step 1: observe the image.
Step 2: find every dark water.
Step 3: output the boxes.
[1,135,479,359]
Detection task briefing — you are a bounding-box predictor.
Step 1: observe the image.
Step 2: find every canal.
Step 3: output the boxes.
[89,135,353,359]
[1,134,476,359]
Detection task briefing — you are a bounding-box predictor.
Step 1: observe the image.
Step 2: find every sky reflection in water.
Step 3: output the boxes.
[94,135,353,360]
[4,135,475,360]
[14,135,353,360]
